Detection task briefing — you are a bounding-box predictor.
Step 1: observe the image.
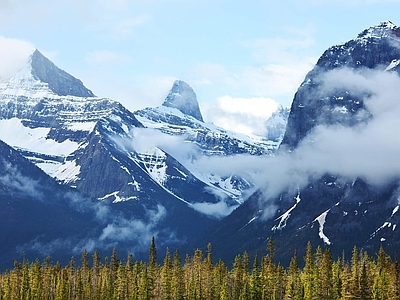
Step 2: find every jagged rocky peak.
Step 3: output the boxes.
[30,49,95,98]
[356,20,399,41]
[281,21,400,150]
[162,80,204,122]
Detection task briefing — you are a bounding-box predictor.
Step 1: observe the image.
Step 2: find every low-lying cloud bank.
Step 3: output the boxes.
[187,67,400,206]
[113,67,400,220]
[19,199,172,258]
[0,36,34,80]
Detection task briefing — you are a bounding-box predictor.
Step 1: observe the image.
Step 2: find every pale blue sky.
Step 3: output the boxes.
[1,0,400,135]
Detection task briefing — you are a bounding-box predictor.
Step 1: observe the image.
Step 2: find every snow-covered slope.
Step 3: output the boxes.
[196,21,400,264]
[0,50,286,221]
[0,47,291,264]
[134,80,285,204]
[0,49,224,260]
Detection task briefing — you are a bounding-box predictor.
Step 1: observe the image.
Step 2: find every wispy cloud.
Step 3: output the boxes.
[192,200,238,219]
[238,35,317,101]
[85,50,132,65]
[19,193,173,257]
[0,161,44,199]
[98,204,167,252]
[254,67,400,204]
[113,15,150,37]
[203,96,280,136]
[0,36,35,80]
[88,14,151,40]
[184,67,400,221]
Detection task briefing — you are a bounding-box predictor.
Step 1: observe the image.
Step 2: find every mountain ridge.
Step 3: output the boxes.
[0,45,288,267]
[192,21,400,264]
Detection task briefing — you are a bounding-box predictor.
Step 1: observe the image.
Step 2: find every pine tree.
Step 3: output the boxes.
[203,243,214,300]
[331,258,342,300]
[341,263,354,300]
[302,241,316,300]
[359,260,371,300]
[79,251,92,299]
[20,259,30,300]
[350,245,360,300]
[232,254,244,300]
[285,251,302,300]
[213,259,229,300]
[250,254,262,300]
[275,263,286,300]
[92,249,101,299]
[139,266,150,300]
[319,248,333,300]
[29,258,43,300]
[372,246,391,300]
[114,261,128,300]
[148,237,158,300]
[171,249,184,300]
[160,248,173,300]
[193,248,203,300]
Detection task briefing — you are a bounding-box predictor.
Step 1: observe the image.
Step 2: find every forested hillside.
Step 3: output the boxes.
[0,238,398,300]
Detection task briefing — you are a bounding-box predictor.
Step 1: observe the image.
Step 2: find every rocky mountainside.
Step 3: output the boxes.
[0,139,102,268]
[134,80,282,202]
[195,21,400,264]
[0,49,287,267]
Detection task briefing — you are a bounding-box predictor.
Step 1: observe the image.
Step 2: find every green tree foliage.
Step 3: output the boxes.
[0,240,400,300]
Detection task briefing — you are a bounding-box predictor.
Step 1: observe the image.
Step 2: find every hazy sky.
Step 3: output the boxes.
[1,0,400,134]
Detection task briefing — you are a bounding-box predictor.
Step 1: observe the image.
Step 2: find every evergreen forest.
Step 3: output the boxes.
[0,237,399,300]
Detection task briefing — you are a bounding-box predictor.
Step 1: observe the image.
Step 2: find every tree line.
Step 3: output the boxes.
[0,237,399,300]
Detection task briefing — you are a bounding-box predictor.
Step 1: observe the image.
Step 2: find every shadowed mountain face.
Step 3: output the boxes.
[192,21,400,265]
[162,80,204,122]
[0,139,101,268]
[0,48,286,268]
[281,21,400,150]
[163,80,204,122]
[31,50,95,98]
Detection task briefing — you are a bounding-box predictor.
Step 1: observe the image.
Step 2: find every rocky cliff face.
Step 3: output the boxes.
[281,21,400,150]
[0,139,102,269]
[0,48,288,266]
[196,21,400,264]
[162,80,204,122]
[31,50,95,98]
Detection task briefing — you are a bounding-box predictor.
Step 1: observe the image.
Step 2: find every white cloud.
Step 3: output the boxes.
[259,67,400,196]
[192,200,238,219]
[229,35,318,104]
[113,15,150,37]
[87,14,150,40]
[239,61,315,99]
[190,62,227,83]
[188,67,400,220]
[0,36,35,80]
[99,204,166,251]
[85,50,132,65]
[203,96,280,136]
[244,36,316,64]
[0,161,44,199]
[74,72,176,112]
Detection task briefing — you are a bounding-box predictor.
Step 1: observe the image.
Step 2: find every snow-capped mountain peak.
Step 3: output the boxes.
[355,20,399,43]
[162,80,204,122]
[0,49,95,99]
[30,50,95,98]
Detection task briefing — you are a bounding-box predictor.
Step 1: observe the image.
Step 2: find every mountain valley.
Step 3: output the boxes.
[2,21,400,268]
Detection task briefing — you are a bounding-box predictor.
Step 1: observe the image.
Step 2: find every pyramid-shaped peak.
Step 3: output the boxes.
[30,49,95,98]
[162,80,204,122]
